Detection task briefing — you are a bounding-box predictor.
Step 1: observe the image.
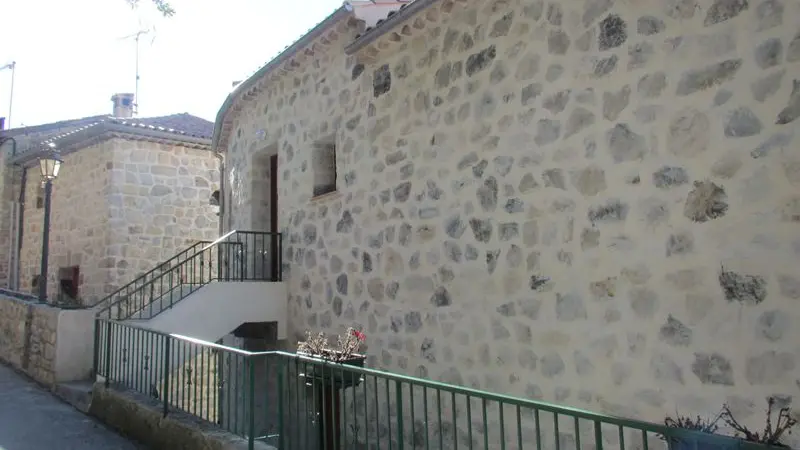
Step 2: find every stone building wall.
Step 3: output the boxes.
[18,138,220,306]
[105,139,220,289]
[222,0,800,445]
[0,145,19,288]
[250,152,273,232]
[1,131,84,289]
[0,296,60,386]
[19,141,112,304]
[0,295,30,369]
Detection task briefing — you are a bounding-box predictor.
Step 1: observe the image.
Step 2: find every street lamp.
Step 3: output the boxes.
[37,145,62,302]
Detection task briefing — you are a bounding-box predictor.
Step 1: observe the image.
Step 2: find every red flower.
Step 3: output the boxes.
[351,329,366,341]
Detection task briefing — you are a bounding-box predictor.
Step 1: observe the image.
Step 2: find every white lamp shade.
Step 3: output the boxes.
[38,155,62,180]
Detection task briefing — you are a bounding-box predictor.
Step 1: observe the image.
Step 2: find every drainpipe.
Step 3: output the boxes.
[0,136,16,157]
[16,165,26,291]
[0,137,23,290]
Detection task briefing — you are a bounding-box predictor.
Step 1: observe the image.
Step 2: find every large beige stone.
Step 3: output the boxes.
[220,0,800,446]
[14,138,219,306]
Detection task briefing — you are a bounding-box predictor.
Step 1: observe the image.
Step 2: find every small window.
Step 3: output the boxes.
[36,184,44,209]
[312,142,337,197]
[58,266,80,305]
[210,190,221,216]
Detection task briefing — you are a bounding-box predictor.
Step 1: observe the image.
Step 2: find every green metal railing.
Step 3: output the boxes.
[93,240,210,309]
[94,318,776,450]
[95,230,282,321]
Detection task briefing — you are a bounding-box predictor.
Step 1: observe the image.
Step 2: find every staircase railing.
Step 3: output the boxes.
[95,230,282,321]
[93,240,211,309]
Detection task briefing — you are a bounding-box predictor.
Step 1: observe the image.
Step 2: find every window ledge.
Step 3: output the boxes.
[310,190,341,203]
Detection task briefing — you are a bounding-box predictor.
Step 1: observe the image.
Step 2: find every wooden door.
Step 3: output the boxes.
[270,155,280,280]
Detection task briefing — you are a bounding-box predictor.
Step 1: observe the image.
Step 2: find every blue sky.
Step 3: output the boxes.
[0,0,343,128]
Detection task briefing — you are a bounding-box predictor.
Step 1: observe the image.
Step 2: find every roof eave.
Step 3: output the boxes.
[105,123,212,147]
[344,0,441,55]
[8,123,112,166]
[0,115,109,138]
[8,123,212,166]
[212,5,353,151]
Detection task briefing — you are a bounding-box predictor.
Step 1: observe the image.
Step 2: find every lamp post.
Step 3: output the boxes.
[37,146,62,302]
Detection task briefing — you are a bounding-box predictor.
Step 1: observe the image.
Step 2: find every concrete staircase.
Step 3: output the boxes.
[92,231,286,391]
[96,281,287,390]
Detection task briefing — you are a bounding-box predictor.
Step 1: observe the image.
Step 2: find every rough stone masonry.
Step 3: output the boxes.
[220,0,800,447]
[15,138,219,305]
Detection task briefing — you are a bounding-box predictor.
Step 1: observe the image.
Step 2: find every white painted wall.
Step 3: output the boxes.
[106,281,287,387]
[136,281,287,342]
[55,308,96,383]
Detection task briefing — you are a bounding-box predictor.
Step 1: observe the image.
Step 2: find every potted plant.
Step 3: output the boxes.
[662,410,726,450]
[720,397,797,448]
[662,398,797,450]
[297,327,367,450]
[297,327,366,389]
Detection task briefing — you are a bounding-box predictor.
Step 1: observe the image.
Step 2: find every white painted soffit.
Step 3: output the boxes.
[345,0,415,28]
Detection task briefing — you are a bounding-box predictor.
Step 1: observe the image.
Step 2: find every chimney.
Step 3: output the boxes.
[111,93,135,118]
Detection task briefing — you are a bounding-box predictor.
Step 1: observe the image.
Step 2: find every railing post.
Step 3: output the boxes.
[92,319,100,379]
[594,421,604,450]
[396,380,404,450]
[217,244,222,281]
[104,321,112,387]
[222,244,228,281]
[248,358,256,450]
[277,357,285,450]
[239,242,245,282]
[163,338,171,417]
[199,250,205,284]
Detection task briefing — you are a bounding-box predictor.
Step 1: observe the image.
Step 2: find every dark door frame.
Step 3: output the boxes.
[269,154,280,281]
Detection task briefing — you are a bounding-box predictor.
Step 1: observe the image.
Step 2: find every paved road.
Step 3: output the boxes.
[0,364,144,450]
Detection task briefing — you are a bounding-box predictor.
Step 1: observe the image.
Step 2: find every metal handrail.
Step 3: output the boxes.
[95,318,778,450]
[96,230,282,320]
[93,240,211,311]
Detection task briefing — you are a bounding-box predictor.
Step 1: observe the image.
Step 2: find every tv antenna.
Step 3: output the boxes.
[118,25,156,115]
[0,61,16,128]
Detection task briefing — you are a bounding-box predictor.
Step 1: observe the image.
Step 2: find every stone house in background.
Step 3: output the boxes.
[213,0,799,445]
[0,93,220,306]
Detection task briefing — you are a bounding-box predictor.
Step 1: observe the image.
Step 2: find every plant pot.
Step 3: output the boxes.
[665,435,733,450]
[298,352,366,389]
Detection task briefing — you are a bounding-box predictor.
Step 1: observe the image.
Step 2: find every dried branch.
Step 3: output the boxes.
[664,410,723,435]
[720,397,797,447]
[297,331,328,356]
[297,327,365,362]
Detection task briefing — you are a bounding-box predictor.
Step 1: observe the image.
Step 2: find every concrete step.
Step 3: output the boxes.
[54,380,94,413]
